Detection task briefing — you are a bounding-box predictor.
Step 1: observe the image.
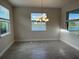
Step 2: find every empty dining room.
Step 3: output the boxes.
[0,0,79,59]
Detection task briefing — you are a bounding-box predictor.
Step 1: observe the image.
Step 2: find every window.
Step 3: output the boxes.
[67,12,79,31]
[0,5,10,36]
[31,13,47,31]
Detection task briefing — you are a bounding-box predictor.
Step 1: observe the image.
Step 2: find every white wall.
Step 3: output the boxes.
[60,0,79,50]
[14,7,61,41]
[0,0,14,57]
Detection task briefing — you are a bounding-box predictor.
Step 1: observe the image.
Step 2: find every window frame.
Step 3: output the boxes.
[31,12,47,32]
[66,11,79,31]
[0,5,10,37]
[66,12,69,30]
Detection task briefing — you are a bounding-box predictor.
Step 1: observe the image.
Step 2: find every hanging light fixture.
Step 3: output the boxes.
[36,0,49,22]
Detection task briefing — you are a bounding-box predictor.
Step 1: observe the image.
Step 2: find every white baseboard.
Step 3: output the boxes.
[0,41,14,57]
[61,39,79,51]
[15,39,59,42]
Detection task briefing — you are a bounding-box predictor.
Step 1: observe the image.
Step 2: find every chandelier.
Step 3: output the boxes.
[36,0,49,22]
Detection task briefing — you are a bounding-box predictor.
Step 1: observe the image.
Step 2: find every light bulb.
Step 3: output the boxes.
[45,18,49,22]
[36,18,40,21]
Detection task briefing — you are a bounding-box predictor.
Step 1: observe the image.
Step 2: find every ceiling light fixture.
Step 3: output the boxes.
[36,0,49,22]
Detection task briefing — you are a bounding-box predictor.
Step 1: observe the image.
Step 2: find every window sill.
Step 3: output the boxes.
[1,32,10,37]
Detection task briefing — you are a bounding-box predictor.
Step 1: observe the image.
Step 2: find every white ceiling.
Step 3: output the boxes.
[8,0,72,8]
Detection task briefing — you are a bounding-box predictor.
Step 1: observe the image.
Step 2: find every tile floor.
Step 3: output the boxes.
[1,41,79,59]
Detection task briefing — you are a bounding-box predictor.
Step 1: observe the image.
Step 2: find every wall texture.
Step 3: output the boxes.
[0,0,14,57]
[60,0,79,50]
[14,7,61,41]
